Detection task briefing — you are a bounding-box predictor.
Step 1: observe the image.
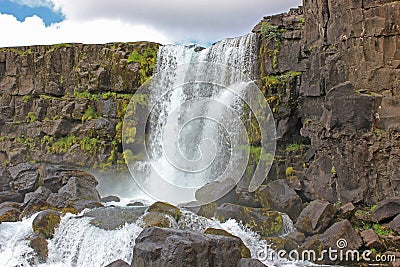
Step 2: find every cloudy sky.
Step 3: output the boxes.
[0,0,302,47]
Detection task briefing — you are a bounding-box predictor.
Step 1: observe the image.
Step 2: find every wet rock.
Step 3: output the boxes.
[286,231,306,245]
[299,220,362,265]
[29,234,48,263]
[215,203,284,237]
[360,229,385,250]
[19,199,56,219]
[127,202,144,207]
[147,202,181,221]
[24,186,52,204]
[70,199,103,212]
[295,200,336,236]
[237,258,265,267]
[373,197,400,222]
[0,191,24,203]
[85,206,146,230]
[131,227,244,267]
[100,195,120,203]
[0,201,22,209]
[204,228,251,258]
[141,212,175,228]
[195,178,238,206]
[236,189,261,208]
[264,236,299,252]
[104,259,130,267]
[32,210,62,238]
[256,179,303,220]
[196,202,217,218]
[389,214,400,234]
[46,171,101,211]
[0,206,20,222]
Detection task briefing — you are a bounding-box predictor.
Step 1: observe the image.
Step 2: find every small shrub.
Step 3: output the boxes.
[285,143,301,151]
[22,95,31,103]
[81,106,98,122]
[25,112,37,123]
[286,167,295,177]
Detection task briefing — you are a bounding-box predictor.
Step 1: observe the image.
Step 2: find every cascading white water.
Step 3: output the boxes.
[127,34,261,204]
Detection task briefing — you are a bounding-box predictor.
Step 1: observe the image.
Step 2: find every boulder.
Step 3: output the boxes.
[373,197,400,222]
[389,214,400,234]
[147,202,181,222]
[286,231,306,245]
[100,195,120,203]
[127,202,144,207]
[85,206,147,230]
[196,202,217,218]
[204,228,251,258]
[299,220,362,265]
[9,163,39,193]
[0,191,24,203]
[141,212,175,228]
[295,200,336,236]
[131,227,244,267]
[237,259,266,267]
[360,229,385,250]
[215,203,284,237]
[104,259,130,267]
[195,178,238,206]
[339,202,356,218]
[32,210,62,238]
[0,207,21,222]
[29,234,48,263]
[256,180,303,220]
[236,189,261,208]
[19,199,56,219]
[46,171,101,211]
[24,186,52,204]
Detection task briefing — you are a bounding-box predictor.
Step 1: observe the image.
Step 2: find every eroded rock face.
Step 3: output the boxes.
[32,210,62,239]
[131,227,245,267]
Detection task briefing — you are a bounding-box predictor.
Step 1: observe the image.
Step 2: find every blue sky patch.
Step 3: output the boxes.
[0,0,64,26]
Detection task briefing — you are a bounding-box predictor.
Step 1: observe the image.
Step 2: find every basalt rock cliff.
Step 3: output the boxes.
[0,0,399,208]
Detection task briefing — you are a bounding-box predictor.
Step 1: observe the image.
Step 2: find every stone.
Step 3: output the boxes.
[19,199,56,219]
[127,202,144,207]
[29,234,48,263]
[373,197,400,222]
[46,171,101,210]
[104,259,130,267]
[215,203,284,237]
[196,202,217,218]
[286,231,306,245]
[24,186,52,203]
[146,202,181,222]
[389,214,400,234]
[339,202,356,218]
[360,229,385,250]
[299,220,362,265]
[131,227,244,267]
[141,212,174,228]
[0,207,20,222]
[195,178,238,206]
[0,191,24,203]
[236,258,266,267]
[236,189,261,208]
[32,210,62,238]
[100,195,120,203]
[295,200,337,236]
[204,228,251,258]
[256,180,303,220]
[85,206,147,230]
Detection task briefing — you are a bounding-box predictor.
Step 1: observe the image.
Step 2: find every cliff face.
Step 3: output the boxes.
[0,43,158,191]
[254,0,400,205]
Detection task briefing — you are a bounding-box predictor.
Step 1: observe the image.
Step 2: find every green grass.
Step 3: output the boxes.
[285,143,301,151]
[22,95,31,103]
[25,112,37,123]
[81,106,98,122]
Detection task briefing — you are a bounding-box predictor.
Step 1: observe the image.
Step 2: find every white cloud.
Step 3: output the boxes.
[0,13,171,47]
[1,0,302,47]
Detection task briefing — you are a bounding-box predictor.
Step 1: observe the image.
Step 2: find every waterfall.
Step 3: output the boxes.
[124,33,274,205]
